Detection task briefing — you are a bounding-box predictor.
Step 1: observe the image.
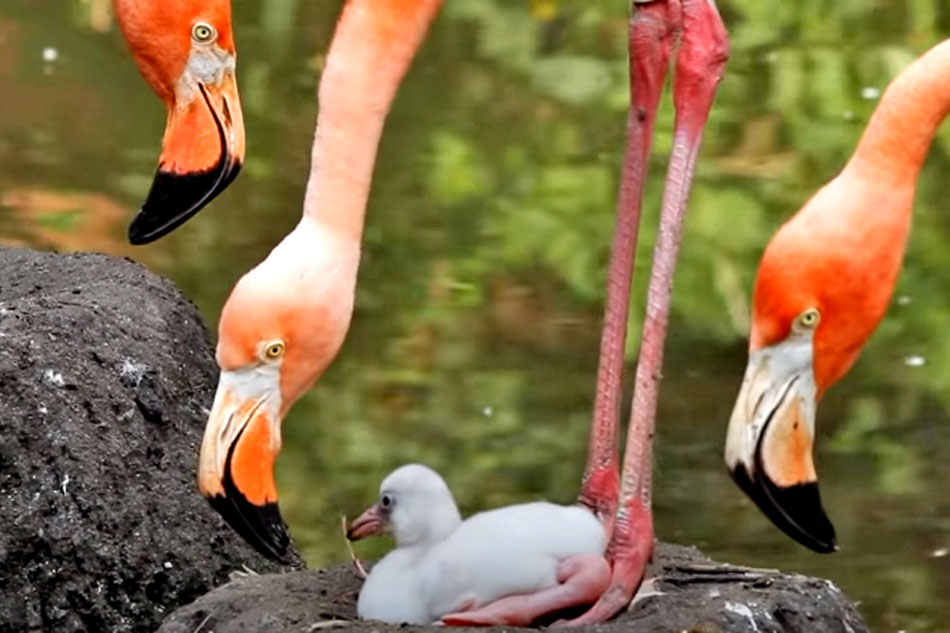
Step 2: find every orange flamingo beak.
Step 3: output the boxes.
[198,366,290,562]
[129,65,245,244]
[725,334,837,553]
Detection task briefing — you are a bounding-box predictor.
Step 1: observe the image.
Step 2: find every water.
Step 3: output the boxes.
[3,1,950,630]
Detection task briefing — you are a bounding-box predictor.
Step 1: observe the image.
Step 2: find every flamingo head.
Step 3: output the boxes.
[198,221,359,561]
[724,176,910,553]
[347,464,462,548]
[115,0,245,243]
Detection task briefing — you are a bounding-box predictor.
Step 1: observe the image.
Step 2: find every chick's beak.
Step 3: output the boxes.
[347,504,384,542]
[198,367,291,563]
[724,338,837,553]
[129,70,245,244]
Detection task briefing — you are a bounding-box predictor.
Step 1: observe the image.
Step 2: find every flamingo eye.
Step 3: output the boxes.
[261,340,286,361]
[795,308,821,331]
[192,22,217,43]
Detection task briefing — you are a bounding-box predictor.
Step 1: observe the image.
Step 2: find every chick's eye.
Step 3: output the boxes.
[192,22,217,43]
[262,341,285,360]
[380,494,393,509]
[797,308,821,329]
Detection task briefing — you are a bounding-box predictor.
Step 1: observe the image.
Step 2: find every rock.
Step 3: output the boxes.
[159,542,868,633]
[0,248,302,633]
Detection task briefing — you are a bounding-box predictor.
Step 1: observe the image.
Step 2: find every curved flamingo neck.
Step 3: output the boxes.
[113,0,184,103]
[302,0,443,241]
[846,39,950,184]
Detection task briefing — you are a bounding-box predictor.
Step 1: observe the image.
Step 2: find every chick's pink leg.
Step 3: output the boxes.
[440,554,610,627]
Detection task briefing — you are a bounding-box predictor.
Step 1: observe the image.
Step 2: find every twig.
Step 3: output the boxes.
[341,515,368,579]
[670,562,779,575]
[307,620,352,630]
[228,563,260,582]
[193,613,212,633]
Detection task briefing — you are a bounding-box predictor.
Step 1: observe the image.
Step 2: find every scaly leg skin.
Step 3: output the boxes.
[577,0,676,540]
[566,0,729,625]
[440,555,610,627]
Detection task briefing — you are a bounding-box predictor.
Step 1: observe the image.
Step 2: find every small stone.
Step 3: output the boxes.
[43,369,65,387]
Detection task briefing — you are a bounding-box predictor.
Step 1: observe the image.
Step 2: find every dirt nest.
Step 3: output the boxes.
[0,248,301,633]
[159,543,868,633]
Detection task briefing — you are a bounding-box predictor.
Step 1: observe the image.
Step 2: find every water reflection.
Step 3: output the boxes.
[2,2,949,631]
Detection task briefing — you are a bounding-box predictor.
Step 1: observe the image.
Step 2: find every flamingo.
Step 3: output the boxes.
[724,39,950,552]
[196,0,445,563]
[196,0,728,623]
[113,0,245,244]
[347,464,608,626]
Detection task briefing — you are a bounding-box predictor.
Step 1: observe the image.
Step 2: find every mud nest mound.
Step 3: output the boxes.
[160,543,868,633]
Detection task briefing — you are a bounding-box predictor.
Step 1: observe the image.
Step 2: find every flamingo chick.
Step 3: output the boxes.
[114,0,245,244]
[725,39,950,551]
[348,464,609,626]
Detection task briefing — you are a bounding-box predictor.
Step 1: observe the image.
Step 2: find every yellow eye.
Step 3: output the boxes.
[796,308,821,330]
[192,22,217,43]
[262,341,285,361]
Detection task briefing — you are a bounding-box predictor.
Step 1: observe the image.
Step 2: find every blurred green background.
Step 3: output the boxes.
[2,1,950,630]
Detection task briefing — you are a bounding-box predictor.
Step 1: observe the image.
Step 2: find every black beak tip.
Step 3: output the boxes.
[730,463,837,554]
[207,491,293,564]
[127,158,241,245]
[207,441,294,564]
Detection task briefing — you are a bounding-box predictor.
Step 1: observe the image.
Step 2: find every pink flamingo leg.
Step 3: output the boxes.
[577,0,677,536]
[440,554,610,627]
[569,0,729,624]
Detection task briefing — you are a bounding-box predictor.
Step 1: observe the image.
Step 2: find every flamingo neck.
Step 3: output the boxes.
[302,0,443,241]
[846,39,950,184]
[113,0,182,103]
